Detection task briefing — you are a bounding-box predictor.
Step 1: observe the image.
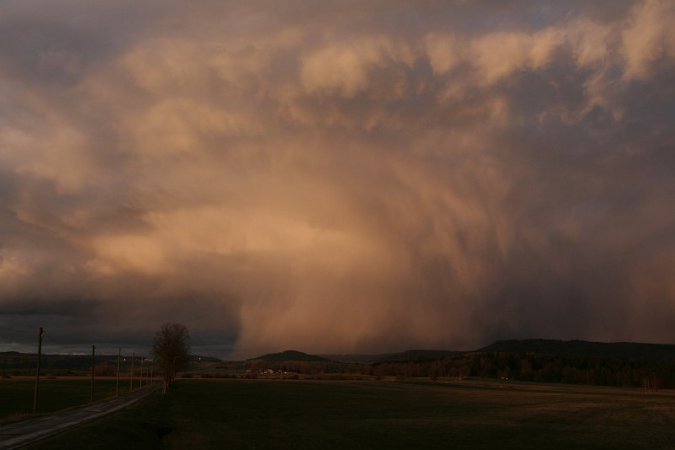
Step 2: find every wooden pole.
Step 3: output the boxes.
[129,352,134,392]
[90,344,96,402]
[32,327,44,414]
[116,347,121,397]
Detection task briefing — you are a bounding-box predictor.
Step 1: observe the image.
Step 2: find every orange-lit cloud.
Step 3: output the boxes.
[0,0,674,357]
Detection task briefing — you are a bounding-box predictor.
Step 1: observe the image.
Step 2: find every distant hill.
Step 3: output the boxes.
[479,339,675,362]
[0,351,127,374]
[375,350,459,363]
[189,355,222,363]
[320,354,383,364]
[323,350,459,364]
[249,350,331,363]
[0,351,216,374]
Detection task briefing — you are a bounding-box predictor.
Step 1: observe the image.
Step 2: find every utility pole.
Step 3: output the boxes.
[116,347,121,397]
[32,327,44,414]
[90,344,96,402]
[129,352,134,392]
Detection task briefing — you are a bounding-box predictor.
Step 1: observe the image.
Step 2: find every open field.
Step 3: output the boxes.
[0,378,129,423]
[23,379,675,449]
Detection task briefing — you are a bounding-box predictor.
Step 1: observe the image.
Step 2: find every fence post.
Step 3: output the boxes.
[91,344,96,402]
[130,352,134,392]
[116,347,121,397]
[32,327,44,414]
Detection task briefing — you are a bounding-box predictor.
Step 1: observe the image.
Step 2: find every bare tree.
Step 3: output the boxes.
[152,323,190,393]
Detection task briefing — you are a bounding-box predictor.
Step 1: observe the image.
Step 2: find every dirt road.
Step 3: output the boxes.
[0,386,157,449]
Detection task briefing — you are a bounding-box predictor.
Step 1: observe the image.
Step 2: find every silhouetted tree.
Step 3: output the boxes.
[153,323,190,393]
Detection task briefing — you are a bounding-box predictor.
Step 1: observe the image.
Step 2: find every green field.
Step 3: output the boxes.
[0,378,126,422]
[22,379,675,449]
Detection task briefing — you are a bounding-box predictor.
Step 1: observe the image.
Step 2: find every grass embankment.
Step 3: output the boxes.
[0,379,124,423]
[29,380,675,450]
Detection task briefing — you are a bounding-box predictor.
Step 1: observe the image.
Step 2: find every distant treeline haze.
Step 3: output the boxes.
[366,353,675,389]
[245,353,675,389]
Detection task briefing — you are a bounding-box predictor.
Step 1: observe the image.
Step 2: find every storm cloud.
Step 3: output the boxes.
[1,0,674,357]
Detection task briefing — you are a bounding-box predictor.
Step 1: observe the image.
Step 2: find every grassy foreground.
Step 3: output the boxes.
[28,379,675,450]
[0,379,120,422]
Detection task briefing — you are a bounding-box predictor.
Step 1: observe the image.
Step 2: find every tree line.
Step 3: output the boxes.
[366,352,675,389]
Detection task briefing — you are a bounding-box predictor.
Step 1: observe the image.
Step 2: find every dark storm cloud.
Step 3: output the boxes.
[0,0,673,357]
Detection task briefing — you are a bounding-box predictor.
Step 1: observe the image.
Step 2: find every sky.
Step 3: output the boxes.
[0,0,674,358]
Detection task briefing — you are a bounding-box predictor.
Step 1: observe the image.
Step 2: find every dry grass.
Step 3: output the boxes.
[27,379,675,450]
